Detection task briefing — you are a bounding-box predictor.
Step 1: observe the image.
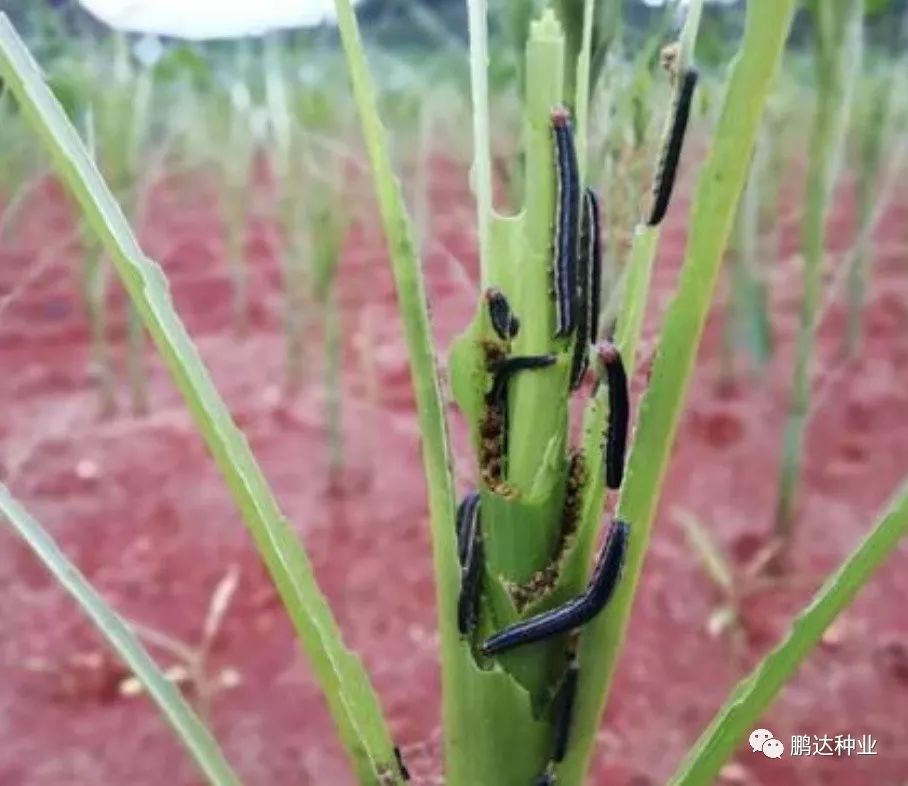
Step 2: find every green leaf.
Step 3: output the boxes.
[669,481,908,784]
[0,15,399,785]
[0,483,243,786]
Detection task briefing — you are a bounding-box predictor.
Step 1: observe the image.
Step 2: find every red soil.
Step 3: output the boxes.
[0,165,907,786]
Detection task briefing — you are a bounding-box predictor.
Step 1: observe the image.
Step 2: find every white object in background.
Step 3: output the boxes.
[77,0,363,40]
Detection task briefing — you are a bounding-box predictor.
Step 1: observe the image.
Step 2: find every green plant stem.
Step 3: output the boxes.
[329,1,480,782]
[324,289,344,479]
[282,231,309,397]
[669,480,908,784]
[0,483,244,786]
[225,182,249,337]
[127,301,149,415]
[0,17,401,784]
[844,74,889,357]
[726,140,772,376]
[80,111,116,416]
[467,0,492,281]
[126,64,153,415]
[559,3,797,781]
[82,241,117,416]
[574,0,595,179]
[277,144,308,397]
[775,0,864,544]
[224,83,252,338]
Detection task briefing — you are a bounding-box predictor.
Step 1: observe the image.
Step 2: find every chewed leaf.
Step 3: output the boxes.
[448,300,494,424]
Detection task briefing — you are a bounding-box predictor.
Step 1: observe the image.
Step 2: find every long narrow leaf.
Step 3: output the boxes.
[327,0,490,783]
[0,16,399,784]
[670,481,908,784]
[467,0,492,282]
[0,483,243,786]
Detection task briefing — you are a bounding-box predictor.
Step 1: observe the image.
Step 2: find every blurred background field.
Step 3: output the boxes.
[0,2,907,785]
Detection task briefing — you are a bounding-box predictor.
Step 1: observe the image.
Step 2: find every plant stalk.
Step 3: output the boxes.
[774,0,864,546]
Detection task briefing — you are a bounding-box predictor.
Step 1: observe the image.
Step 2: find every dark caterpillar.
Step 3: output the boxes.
[551,106,581,337]
[569,188,603,390]
[482,519,630,656]
[596,342,629,490]
[647,68,699,227]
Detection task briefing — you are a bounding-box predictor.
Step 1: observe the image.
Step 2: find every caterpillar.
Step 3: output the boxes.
[455,491,483,636]
[551,106,581,337]
[485,287,520,341]
[569,188,603,390]
[597,342,629,490]
[481,519,630,655]
[647,68,699,227]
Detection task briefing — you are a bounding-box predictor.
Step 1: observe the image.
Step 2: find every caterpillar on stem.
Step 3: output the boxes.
[455,491,483,636]
[481,519,630,655]
[485,287,520,341]
[551,106,580,337]
[596,342,629,490]
[647,68,699,227]
[569,188,603,390]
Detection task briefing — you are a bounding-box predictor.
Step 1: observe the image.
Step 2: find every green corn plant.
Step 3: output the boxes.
[81,224,118,416]
[265,38,310,395]
[278,198,310,398]
[309,193,349,480]
[5,6,908,786]
[756,86,798,298]
[723,134,773,380]
[126,57,155,414]
[298,97,353,474]
[843,68,891,357]
[222,75,256,338]
[271,51,353,475]
[79,107,117,416]
[774,0,865,550]
[218,39,267,340]
[332,0,807,782]
[93,34,153,415]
